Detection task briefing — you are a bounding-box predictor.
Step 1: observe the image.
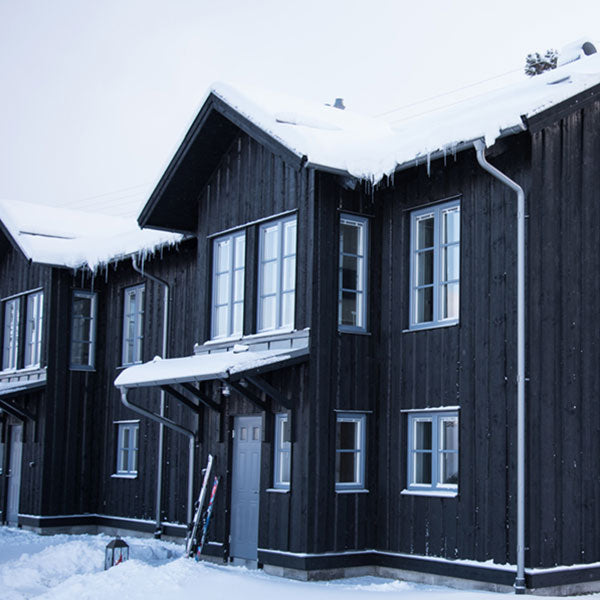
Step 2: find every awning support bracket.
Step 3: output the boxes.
[245,375,293,409]
[227,380,268,412]
[180,382,222,413]
[160,385,203,415]
[0,398,34,422]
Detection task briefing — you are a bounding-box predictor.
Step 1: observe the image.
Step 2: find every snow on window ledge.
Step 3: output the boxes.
[401,489,457,498]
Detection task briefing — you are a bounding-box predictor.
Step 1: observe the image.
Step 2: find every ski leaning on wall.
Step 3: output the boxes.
[186,454,214,558]
[196,475,220,560]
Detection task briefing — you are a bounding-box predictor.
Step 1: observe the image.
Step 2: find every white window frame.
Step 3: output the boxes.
[409,199,460,329]
[211,231,245,339]
[122,284,145,366]
[338,214,368,332]
[114,421,139,477]
[273,413,291,490]
[70,291,97,370]
[2,298,20,372]
[406,410,459,494]
[335,412,366,491]
[257,215,297,332]
[24,291,44,368]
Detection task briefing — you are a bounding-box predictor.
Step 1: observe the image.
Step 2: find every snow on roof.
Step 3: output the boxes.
[0,199,182,270]
[209,44,600,183]
[115,345,309,388]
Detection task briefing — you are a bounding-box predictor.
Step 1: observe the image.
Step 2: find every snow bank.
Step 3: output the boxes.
[0,200,182,270]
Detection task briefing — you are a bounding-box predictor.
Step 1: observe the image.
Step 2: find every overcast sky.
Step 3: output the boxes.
[1,0,599,217]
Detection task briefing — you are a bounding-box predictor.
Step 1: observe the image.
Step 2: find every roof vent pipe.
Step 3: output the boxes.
[558,39,597,66]
[473,139,527,595]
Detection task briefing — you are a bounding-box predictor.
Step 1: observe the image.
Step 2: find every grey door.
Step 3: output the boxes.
[6,424,23,525]
[230,416,262,560]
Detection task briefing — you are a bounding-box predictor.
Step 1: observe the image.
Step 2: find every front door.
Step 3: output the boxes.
[6,424,23,525]
[230,416,262,560]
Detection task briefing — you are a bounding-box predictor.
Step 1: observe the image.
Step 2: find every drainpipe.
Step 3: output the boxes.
[119,387,195,525]
[473,139,526,594]
[132,259,170,537]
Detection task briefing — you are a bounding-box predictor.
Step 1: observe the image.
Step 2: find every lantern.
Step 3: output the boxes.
[104,536,129,570]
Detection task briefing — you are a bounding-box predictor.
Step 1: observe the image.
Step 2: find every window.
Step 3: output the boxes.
[339,214,368,332]
[274,413,291,489]
[335,413,366,490]
[122,285,144,366]
[115,422,139,476]
[410,200,460,328]
[71,291,97,369]
[406,410,458,493]
[258,215,297,332]
[212,232,245,339]
[24,291,43,368]
[2,298,20,371]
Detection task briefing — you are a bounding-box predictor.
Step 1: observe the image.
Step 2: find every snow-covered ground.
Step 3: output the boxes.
[0,527,594,600]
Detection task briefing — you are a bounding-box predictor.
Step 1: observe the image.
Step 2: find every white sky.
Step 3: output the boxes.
[1,0,599,217]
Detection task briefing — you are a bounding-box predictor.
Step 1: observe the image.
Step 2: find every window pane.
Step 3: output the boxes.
[214,306,228,338]
[442,418,458,450]
[336,452,357,483]
[441,282,459,320]
[417,216,434,249]
[416,251,434,286]
[261,261,277,295]
[216,273,230,304]
[441,453,459,484]
[262,225,279,261]
[281,292,295,328]
[217,238,231,272]
[443,208,460,244]
[342,255,358,290]
[337,421,358,450]
[442,244,459,282]
[234,235,245,268]
[260,295,276,330]
[283,256,295,291]
[232,302,243,335]
[341,291,358,326]
[415,287,433,323]
[120,449,129,472]
[414,453,432,484]
[240,427,247,441]
[281,417,291,444]
[280,452,291,483]
[284,220,296,256]
[233,270,244,302]
[73,296,91,319]
[415,421,432,450]
[341,223,360,255]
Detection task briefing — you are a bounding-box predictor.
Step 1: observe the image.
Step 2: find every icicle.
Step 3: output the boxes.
[426,153,431,177]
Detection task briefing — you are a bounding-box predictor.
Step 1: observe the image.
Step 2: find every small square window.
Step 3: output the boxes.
[115,422,139,476]
[335,413,366,490]
[274,413,291,489]
[406,410,459,493]
[410,200,460,329]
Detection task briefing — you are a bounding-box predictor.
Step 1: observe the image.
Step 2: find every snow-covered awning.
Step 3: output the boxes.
[114,344,309,390]
[0,378,45,398]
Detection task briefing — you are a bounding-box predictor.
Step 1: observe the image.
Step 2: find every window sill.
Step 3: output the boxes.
[338,328,371,336]
[266,488,290,494]
[111,473,138,480]
[401,488,458,498]
[335,488,369,494]
[70,366,96,372]
[403,321,459,333]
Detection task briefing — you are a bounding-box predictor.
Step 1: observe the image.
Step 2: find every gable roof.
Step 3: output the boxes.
[0,199,182,271]
[140,42,600,233]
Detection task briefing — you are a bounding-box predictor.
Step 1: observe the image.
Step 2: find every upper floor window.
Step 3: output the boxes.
[71,291,97,370]
[24,291,44,368]
[258,215,296,332]
[2,298,20,371]
[410,200,460,329]
[339,214,368,332]
[273,413,291,490]
[335,412,366,491]
[212,232,245,339]
[122,285,144,366]
[406,410,459,494]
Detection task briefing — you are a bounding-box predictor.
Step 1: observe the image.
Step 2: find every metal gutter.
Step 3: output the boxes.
[473,139,526,594]
[118,387,195,525]
[132,259,170,537]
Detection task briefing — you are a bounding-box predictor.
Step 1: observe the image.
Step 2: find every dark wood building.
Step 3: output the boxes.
[4,42,600,595]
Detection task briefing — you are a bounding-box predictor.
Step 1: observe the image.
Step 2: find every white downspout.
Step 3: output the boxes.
[473,139,526,594]
[132,259,170,537]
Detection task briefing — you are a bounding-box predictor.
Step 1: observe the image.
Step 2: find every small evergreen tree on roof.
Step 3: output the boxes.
[525,49,558,77]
